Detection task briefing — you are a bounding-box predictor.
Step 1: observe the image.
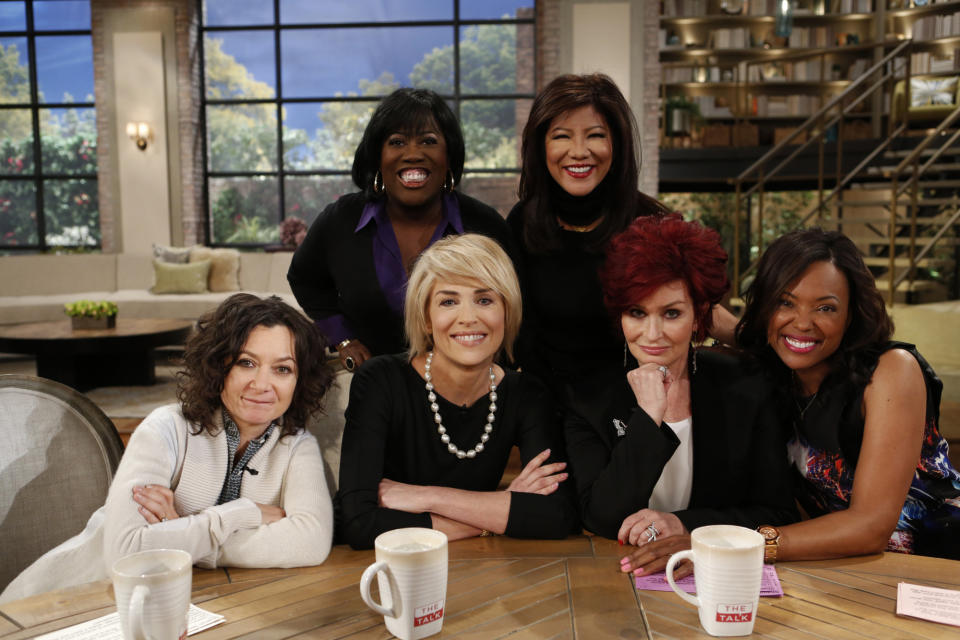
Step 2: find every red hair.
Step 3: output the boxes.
[600,213,729,342]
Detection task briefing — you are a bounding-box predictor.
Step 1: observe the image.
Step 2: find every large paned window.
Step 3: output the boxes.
[201,0,535,245]
[0,0,98,252]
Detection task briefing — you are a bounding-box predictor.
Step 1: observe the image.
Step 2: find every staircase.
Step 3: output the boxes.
[730,39,960,306]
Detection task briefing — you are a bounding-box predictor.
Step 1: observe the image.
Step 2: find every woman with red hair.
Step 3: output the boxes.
[565,214,797,578]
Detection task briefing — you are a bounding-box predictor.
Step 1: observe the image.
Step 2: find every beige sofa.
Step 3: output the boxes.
[0,252,297,325]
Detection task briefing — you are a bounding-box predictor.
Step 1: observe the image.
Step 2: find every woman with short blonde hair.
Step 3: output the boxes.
[337,234,578,549]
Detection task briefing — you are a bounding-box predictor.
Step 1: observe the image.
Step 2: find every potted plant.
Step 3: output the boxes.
[664,95,703,137]
[64,300,118,330]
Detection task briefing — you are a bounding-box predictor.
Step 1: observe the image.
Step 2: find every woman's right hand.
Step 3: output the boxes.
[338,339,372,371]
[133,485,179,524]
[507,448,568,495]
[626,363,671,424]
[256,503,286,524]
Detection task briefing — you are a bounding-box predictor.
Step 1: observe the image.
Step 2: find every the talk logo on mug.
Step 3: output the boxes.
[715,603,753,623]
[414,600,445,627]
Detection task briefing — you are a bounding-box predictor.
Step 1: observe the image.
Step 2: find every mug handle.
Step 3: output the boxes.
[360,560,400,618]
[128,584,150,640]
[665,549,700,608]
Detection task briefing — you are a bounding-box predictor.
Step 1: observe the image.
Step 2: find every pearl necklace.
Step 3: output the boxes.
[424,351,497,459]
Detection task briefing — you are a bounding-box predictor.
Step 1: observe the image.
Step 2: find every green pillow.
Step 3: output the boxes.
[152,259,211,294]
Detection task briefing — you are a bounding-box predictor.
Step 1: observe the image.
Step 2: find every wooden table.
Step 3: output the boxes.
[1,538,957,639]
[0,319,192,390]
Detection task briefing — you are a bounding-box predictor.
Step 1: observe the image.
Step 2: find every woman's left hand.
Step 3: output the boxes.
[378,478,430,513]
[619,534,693,579]
[617,508,686,546]
[132,485,179,524]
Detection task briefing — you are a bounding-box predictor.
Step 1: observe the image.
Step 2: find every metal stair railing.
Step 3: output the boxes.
[730,39,912,298]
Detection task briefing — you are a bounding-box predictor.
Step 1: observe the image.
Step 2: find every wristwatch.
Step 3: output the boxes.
[757,525,781,564]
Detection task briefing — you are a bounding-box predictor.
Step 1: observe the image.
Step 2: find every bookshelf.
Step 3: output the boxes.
[659,0,960,148]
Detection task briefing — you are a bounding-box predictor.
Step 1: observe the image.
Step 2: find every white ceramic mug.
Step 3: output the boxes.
[359,528,448,640]
[664,525,764,637]
[111,548,192,640]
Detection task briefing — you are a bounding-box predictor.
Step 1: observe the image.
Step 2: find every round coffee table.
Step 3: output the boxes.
[0,318,193,391]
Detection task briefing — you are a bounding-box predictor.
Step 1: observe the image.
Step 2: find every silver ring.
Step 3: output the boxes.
[657,365,668,379]
[160,516,168,522]
[645,522,659,542]
[344,355,356,371]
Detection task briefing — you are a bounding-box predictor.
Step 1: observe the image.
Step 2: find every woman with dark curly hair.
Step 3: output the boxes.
[568,214,796,579]
[1,294,335,602]
[736,229,960,561]
[288,87,510,372]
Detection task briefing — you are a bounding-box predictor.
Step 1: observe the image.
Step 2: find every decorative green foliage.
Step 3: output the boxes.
[64,300,118,318]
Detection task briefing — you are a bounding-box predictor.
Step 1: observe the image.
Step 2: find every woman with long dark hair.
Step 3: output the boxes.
[737,229,960,560]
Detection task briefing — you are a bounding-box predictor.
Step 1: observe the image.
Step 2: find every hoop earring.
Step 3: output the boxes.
[690,343,698,375]
[442,169,455,194]
[372,169,384,195]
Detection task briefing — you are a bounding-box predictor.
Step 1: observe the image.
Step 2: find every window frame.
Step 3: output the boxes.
[199,0,536,247]
[0,0,97,252]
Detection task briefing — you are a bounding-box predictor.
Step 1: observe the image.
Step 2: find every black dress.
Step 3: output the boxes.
[336,354,580,549]
[564,349,799,540]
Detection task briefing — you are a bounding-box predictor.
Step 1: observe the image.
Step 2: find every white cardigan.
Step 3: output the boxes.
[1,404,333,603]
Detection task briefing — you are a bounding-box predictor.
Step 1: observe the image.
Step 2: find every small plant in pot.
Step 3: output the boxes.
[64,300,118,330]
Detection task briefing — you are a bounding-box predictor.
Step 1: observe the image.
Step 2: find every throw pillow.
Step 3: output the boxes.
[152,259,211,294]
[910,76,958,108]
[152,243,191,264]
[189,247,240,292]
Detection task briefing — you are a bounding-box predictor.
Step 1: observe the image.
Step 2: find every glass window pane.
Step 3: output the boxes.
[460,24,532,95]
[462,98,528,169]
[33,0,90,30]
[35,35,93,103]
[43,178,98,246]
[0,3,25,31]
[207,104,279,173]
[458,172,518,218]
[460,0,535,20]
[205,32,276,99]
[209,177,280,244]
[39,107,96,174]
[0,179,37,245]
[285,175,356,226]
[283,27,452,98]
[204,0,273,27]
[1,39,32,103]
[283,101,377,171]
[0,110,34,175]
[280,0,451,23]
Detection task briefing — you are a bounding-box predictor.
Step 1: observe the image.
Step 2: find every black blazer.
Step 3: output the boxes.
[287,192,512,356]
[564,349,798,539]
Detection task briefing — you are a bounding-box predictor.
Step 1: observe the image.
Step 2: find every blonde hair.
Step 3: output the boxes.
[405,234,521,361]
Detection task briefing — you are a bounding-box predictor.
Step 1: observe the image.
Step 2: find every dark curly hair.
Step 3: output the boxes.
[351,87,465,199]
[600,213,729,342]
[178,294,333,437]
[517,73,669,255]
[736,228,894,391]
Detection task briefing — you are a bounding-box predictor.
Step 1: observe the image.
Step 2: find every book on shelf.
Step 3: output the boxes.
[661,0,707,18]
[910,11,960,41]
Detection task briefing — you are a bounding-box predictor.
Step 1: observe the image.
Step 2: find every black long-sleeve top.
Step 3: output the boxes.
[564,349,798,540]
[287,192,511,356]
[336,354,580,549]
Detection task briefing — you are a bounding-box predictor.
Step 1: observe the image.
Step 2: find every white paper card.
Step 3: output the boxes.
[34,604,225,639]
[896,582,960,628]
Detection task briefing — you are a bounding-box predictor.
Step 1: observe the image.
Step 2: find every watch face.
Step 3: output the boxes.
[758,526,779,541]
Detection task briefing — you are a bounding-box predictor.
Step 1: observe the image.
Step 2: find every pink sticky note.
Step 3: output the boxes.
[635,564,783,597]
[897,582,960,627]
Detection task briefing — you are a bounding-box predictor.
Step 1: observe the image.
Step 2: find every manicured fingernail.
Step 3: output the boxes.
[618,539,624,546]
[620,556,630,565]
[633,568,644,576]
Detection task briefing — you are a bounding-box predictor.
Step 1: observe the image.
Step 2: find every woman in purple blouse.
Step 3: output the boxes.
[287,88,511,370]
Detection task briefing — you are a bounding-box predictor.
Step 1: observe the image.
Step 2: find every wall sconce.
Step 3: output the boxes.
[126,121,151,151]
